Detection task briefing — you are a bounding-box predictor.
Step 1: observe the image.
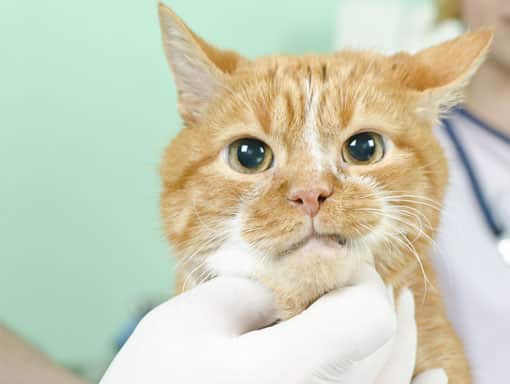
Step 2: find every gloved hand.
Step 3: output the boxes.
[99,264,447,384]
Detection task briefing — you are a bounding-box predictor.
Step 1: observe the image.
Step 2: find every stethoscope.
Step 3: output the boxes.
[442,107,510,267]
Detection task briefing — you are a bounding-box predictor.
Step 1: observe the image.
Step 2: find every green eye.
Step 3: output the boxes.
[228,138,273,174]
[342,132,385,165]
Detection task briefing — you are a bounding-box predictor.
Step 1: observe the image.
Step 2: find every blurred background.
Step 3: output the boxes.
[0,0,459,380]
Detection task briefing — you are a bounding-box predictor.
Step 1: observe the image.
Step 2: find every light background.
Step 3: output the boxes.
[0,0,424,378]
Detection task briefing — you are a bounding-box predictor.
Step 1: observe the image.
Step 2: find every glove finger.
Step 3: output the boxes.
[312,283,397,384]
[412,369,448,384]
[149,277,276,337]
[375,288,417,384]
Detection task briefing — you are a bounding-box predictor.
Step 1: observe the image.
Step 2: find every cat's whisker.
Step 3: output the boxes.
[180,230,230,289]
[195,267,216,286]
[379,192,443,207]
[352,206,434,293]
[393,204,433,228]
[182,258,207,291]
[382,195,443,207]
[393,212,426,243]
[371,203,444,268]
[383,194,456,222]
[393,206,430,229]
[354,207,427,237]
[383,231,432,300]
[391,206,433,242]
[176,230,229,275]
[398,232,439,296]
[354,209,410,241]
[376,187,443,202]
[384,198,443,213]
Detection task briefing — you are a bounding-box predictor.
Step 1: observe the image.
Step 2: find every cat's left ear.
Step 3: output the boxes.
[394,29,493,119]
[158,3,245,125]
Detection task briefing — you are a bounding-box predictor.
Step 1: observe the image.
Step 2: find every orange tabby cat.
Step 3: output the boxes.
[157,4,492,382]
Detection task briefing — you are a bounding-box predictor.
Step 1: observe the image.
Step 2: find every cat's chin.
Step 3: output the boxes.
[256,238,362,320]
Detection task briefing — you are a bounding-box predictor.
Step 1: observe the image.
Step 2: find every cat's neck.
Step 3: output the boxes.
[465,58,510,135]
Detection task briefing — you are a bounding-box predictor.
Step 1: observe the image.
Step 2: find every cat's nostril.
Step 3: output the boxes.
[287,187,333,217]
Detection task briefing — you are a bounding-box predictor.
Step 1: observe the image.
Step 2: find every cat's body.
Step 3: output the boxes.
[157,4,492,382]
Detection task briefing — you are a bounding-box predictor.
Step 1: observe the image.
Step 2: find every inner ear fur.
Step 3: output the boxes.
[158,3,245,125]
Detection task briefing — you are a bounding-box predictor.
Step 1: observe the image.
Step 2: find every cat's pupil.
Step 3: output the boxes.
[237,139,266,169]
[347,133,377,161]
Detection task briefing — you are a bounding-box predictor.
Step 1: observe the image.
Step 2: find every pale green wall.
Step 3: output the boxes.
[0,0,344,377]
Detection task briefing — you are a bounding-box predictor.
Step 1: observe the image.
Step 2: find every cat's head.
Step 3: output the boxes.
[158,4,491,317]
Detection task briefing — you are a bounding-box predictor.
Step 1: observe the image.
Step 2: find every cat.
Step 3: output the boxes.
[157,3,492,383]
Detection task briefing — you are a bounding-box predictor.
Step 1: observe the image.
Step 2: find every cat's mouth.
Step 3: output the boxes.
[280,233,347,257]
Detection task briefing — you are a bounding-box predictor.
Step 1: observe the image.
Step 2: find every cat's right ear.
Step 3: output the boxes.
[158,3,244,125]
[392,29,493,120]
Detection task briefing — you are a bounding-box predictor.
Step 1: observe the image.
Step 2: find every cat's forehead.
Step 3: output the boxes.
[224,52,408,138]
[246,52,393,83]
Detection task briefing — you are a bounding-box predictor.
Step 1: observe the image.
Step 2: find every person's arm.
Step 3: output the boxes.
[0,325,89,384]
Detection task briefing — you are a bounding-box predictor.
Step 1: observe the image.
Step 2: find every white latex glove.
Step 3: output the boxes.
[99,265,447,384]
[332,284,448,384]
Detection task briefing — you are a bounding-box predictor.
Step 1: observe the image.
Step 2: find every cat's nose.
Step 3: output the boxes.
[287,187,333,217]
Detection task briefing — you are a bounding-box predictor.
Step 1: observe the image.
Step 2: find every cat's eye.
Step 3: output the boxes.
[342,132,385,165]
[228,138,273,174]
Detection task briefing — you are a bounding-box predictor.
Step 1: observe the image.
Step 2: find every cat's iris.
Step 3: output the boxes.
[342,132,385,165]
[228,138,273,174]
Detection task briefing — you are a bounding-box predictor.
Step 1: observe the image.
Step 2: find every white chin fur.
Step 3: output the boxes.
[206,236,369,320]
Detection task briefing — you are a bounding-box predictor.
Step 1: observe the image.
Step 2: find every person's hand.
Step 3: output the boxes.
[334,283,448,384]
[99,265,447,384]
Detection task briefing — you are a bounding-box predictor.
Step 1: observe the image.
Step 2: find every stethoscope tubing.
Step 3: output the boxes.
[441,108,508,238]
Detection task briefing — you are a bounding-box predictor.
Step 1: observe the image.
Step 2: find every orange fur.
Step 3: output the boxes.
[157,4,492,382]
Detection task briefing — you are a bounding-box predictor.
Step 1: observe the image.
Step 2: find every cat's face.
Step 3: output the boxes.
[158,4,491,317]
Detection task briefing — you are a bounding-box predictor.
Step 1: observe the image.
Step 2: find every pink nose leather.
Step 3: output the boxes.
[287,187,332,217]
